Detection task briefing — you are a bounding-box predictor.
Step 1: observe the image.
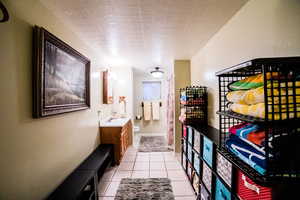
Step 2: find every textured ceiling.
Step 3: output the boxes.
[40,0,248,70]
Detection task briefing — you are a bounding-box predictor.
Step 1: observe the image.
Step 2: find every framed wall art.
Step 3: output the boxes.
[0,1,9,23]
[33,26,90,118]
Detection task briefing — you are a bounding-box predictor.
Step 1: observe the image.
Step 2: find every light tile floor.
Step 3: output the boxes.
[98,146,196,200]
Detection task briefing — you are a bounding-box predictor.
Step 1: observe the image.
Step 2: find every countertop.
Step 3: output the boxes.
[100,117,131,127]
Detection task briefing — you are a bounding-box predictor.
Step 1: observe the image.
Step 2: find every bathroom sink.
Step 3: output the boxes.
[101,117,130,127]
[107,116,126,122]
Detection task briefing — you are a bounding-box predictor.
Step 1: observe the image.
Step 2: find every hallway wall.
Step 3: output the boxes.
[191,0,300,128]
[174,60,191,152]
[0,0,110,199]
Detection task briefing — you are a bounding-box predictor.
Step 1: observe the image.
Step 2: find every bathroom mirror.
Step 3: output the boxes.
[103,70,113,104]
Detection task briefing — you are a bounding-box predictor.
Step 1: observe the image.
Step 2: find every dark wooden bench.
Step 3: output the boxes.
[47,144,114,200]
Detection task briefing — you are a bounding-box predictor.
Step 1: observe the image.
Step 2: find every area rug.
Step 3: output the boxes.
[138,136,173,152]
[114,178,175,200]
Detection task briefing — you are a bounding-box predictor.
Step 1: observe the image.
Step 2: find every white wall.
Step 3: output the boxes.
[133,69,167,134]
[191,0,300,128]
[110,67,134,119]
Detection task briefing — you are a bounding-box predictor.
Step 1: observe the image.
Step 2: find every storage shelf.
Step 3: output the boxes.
[217,147,300,186]
[217,147,269,185]
[217,110,300,125]
[215,56,300,76]
[214,57,300,198]
[180,104,207,107]
[179,86,208,126]
[194,126,219,145]
[179,118,207,126]
[217,110,264,123]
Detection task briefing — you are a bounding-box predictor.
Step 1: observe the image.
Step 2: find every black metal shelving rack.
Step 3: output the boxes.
[179,86,208,197]
[179,86,208,126]
[215,57,300,199]
[181,124,243,200]
[180,86,241,199]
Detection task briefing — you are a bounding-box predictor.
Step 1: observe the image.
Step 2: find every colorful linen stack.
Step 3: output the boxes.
[226,123,267,174]
[226,73,300,120]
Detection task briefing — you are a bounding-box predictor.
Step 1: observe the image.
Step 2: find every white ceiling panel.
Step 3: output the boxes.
[40,0,248,70]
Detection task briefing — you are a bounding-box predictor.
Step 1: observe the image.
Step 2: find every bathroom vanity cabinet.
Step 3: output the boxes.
[100,118,132,164]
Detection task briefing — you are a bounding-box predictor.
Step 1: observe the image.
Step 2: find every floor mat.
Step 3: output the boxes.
[114,178,175,200]
[138,136,173,152]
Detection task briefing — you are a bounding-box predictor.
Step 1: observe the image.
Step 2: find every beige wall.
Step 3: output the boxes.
[191,0,300,128]
[0,0,109,199]
[174,60,191,152]
[133,70,167,134]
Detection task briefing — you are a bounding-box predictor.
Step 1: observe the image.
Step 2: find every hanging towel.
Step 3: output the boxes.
[143,101,152,121]
[152,100,160,120]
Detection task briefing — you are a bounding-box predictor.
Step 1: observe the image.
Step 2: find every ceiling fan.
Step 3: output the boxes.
[0,1,9,23]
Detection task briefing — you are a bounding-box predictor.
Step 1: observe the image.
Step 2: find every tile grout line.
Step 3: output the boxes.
[164,156,170,179]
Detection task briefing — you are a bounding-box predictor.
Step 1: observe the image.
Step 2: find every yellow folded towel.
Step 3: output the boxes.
[227,81,300,105]
[229,103,300,120]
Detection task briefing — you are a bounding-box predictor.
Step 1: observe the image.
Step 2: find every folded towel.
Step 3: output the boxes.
[229,102,300,120]
[228,122,250,135]
[230,123,260,137]
[226,131,297,175]
[152,101,160,120]
[229,123,265,146]
[228,72,281,91]
[226,86,264,105]
[226,134,267,174]
[229,103,265,118]
[226,81,300,105]
[143,101,152,121]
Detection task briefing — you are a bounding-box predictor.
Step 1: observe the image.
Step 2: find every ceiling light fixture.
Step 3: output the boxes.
[150,67,164,78]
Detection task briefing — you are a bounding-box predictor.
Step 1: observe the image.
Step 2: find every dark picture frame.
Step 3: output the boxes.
[0,1,9,23]
[33,26,90,118]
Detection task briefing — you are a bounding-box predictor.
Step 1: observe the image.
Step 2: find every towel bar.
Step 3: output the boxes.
[141,102,162,107]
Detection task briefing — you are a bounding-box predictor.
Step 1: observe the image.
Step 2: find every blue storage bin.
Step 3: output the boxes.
[215,178,231,200]
[188,144,192,162]
[188,126,193,144]
[193,153,200,174]
[203,136,213,167]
